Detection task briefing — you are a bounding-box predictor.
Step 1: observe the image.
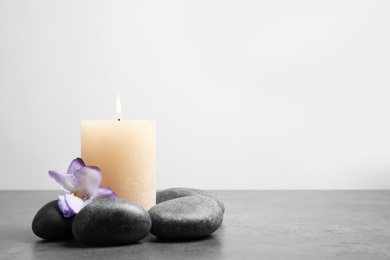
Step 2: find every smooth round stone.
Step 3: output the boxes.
[157,187,225,213]
[32,200,74,240]
[72,199,151,245]
[149,196,223,239]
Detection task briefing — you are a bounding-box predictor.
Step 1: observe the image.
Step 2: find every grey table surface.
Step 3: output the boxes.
[1,190,389,260]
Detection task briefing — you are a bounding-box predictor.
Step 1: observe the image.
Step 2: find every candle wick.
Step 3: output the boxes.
[118,119,120,121]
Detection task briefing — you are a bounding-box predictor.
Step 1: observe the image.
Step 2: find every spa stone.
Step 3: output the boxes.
[157,187,225,213]
[149,196,223,239]
[72,199,151,245]
[32,200,74,240]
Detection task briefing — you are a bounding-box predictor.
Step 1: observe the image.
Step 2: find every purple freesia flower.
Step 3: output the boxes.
[49,158,117,217]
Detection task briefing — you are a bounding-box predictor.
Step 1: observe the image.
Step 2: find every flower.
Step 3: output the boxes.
[49,158,117,217]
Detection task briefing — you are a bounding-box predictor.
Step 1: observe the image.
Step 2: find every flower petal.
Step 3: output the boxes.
[73,166,102,197]
[49,170,75,193]
[64,193,92,215]
[58,194,74,217]
[94,187,118,200]
[67,158,85,175]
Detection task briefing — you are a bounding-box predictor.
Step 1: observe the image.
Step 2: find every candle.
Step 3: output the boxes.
[81,95,156,210]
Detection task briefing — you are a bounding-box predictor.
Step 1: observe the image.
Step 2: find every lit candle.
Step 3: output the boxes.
[81,95,156,210]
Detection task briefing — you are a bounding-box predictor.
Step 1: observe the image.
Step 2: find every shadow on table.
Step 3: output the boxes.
[32,235,217,248]
[32,231,223,259]
[33,238,141,249]
[63,239,143,248]
[32,233,223,259]
[149,235,216,243]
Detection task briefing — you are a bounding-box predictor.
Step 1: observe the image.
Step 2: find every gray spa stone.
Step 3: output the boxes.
[157,187,225,213]
[32,200,74,240]
[149,196,223,239]
[72,199,151,245]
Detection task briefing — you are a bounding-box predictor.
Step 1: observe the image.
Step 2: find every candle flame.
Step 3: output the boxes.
[116,94,122,120]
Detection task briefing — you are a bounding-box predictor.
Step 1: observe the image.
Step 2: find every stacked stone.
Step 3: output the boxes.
[32,188,224,245]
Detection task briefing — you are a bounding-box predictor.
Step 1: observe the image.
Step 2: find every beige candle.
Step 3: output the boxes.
[81,97,156,210]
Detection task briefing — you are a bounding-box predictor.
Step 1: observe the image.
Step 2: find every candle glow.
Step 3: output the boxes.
[116,94,122,120]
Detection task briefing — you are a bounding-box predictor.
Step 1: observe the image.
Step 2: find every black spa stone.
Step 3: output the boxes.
[157,187,225,213]
[72,199,151,245]
[149,196,223,239]
[32,200,74,240]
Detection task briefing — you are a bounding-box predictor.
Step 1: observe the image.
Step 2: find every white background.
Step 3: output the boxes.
[1,0,390,190]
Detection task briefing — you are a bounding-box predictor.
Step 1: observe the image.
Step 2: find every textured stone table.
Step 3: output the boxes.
[1,191,389,259]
